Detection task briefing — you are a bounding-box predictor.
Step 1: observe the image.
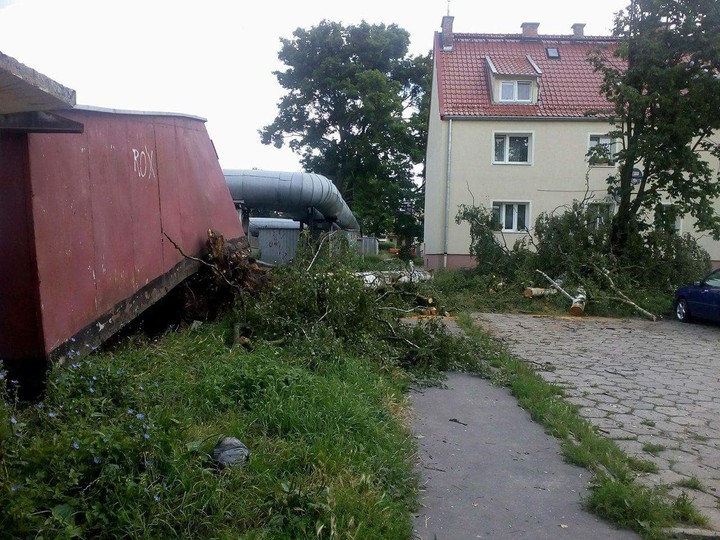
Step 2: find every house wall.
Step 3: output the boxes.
[424,113,720,269]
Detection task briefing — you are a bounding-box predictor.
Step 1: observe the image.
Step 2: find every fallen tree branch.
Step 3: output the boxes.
[593,265,658,322]
[536,270,586,316]
[535,270,575,302]
[375,317,421,350]
[306,230,339,272]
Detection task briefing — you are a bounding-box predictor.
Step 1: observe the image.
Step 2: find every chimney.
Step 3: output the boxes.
[572,23,586,38]
[441,16,455,51]
[521,22,540,38]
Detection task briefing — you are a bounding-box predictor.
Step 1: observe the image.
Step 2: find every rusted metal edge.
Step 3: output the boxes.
[0,111,84,133]
[48,255,202,365]
[73,104,207,122]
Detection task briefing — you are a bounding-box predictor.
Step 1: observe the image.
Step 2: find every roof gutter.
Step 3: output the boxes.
[440,115,614,122]
[224,169,360,232]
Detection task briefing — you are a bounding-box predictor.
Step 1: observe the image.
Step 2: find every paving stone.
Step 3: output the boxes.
[578,407,609,419]
[635,409,672,422]
[476,313,720,534]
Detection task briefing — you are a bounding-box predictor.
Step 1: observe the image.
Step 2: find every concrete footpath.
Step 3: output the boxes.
[411,372,638,539]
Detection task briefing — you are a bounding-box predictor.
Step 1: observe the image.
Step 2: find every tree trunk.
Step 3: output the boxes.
[523,287,558,298]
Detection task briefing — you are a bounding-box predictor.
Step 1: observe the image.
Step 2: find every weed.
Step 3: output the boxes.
[627,457,659,474]
[642,443,666,455]
[675,476,703,490]
[641,419,656,427]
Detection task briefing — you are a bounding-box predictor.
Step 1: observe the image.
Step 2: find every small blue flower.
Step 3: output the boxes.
[153,382,159,388]
[92,376,97,381]
[48,411,57,418]
[143,433,150,440]
[10,379,18,385]
[153,494,160,502]
[11,484,20,492]
[0,370,6,380]
[135,413,145,420]
[88,387,95,393]
[72,441,80,450]
[145,459,153,466]
[35,402,44,409]
[93,456,101,464]
[116,369,124,375]
[10,416,17,424]
[127,409,134,415]
[139,385,144,392]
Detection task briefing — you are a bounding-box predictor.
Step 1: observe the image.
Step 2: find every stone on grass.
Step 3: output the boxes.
[211,437,250,469]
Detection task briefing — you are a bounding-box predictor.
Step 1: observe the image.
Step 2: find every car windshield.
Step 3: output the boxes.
[704,269,720,288]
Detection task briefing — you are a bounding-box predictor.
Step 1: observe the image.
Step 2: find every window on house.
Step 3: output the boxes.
[492,202,529,232]
[499,80,532,102]
[588,135,617,165]
[587,202,613,230]
[654,204,682,234]
[494,134,531,164]
[546,47,560,59]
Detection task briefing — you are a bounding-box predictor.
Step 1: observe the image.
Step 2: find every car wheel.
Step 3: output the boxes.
[675,298,692,323]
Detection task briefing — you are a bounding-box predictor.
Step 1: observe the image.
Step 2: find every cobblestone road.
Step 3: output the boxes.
[474,313,720,531]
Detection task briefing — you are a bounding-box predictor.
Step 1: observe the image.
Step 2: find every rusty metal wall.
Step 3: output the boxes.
[0,133,44,359]
[26,109,242,354]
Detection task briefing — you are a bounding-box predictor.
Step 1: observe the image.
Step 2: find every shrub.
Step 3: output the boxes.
[452,200,711,317]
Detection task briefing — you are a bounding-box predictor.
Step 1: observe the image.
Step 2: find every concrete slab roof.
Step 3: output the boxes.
[0,50,75,114]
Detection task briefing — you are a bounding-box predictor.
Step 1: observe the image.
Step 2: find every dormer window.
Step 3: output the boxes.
[485,55,541,105]
[500,80,532,102]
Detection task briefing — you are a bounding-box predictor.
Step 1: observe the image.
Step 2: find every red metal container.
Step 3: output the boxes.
[0,106,243,384]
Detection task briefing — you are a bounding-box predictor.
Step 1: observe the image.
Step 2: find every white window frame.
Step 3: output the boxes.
[492,131,533,165]
[498,80,533,103]
[587,134,618,166]
[491,201,531,232]
[586,202,613,230]
[655,203,682,234]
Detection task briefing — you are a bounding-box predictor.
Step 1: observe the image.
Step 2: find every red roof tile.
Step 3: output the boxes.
[436,32,621,118]
[488,55,539,76]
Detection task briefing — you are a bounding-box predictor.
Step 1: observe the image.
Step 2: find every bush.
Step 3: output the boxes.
[452,201,711,317]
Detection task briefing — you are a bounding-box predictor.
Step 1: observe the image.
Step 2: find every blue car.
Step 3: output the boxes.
[675,268,720,323]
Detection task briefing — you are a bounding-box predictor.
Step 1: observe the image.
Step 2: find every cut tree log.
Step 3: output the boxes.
[569,287,586,316]
[523,287,558,298]
[535,270,586,316]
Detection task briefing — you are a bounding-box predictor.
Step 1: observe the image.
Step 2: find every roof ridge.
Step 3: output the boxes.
[450,32,618,42]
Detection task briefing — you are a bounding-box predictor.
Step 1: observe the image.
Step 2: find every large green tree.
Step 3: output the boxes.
[591,0,720,256]
[260,20,430,238]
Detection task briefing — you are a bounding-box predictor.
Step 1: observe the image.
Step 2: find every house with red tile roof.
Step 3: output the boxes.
[423,17,720,269]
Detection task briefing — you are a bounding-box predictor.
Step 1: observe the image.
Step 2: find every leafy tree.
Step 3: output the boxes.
[590,0,720,256]
[260,20,430,239]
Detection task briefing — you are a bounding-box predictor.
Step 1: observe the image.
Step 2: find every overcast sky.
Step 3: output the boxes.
[0,0,628,171]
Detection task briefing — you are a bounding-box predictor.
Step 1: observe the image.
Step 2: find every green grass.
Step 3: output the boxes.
[0,322,417,539]
[643,443,667,456]
[641,419,656,427]
[455,312,708,539]
[675,477,703,490]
